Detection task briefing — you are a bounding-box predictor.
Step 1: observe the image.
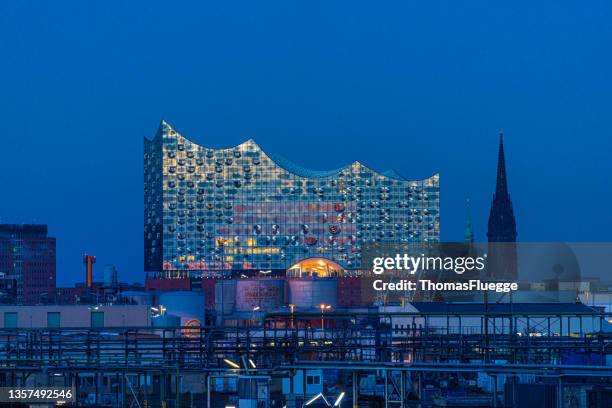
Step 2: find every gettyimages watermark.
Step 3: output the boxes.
[369,249,518,293]
[356,242,612,303]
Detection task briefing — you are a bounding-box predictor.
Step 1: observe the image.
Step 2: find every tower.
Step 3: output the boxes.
[486,131,518,280]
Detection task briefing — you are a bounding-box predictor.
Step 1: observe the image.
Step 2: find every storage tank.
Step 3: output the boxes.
[288,277,338,310]
[158,291,205,325]
[235,279,285,312]
[103,264,118,288]
[287,257,341,310]
[215,280,236,314]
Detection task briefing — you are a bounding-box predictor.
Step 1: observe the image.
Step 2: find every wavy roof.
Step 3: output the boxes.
[266,152,352,179]
[149,120,438,183]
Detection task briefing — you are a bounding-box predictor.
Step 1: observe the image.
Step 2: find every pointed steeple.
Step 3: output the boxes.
[487,131,517,242]
[494,130,509,199]
[487,130,518,280]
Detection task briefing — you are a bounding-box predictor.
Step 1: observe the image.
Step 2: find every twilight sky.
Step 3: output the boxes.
[0,1,610,285]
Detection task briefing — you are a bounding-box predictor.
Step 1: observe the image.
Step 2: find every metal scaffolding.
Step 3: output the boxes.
[0,308,610,407]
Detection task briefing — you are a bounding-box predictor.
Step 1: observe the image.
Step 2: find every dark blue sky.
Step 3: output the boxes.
[1,1,610,286]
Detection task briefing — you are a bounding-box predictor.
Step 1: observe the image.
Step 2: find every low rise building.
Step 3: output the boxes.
[0,304,150,328]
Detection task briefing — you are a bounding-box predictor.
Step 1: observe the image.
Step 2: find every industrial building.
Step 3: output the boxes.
[0,304,150,328]
[0,302,609,407]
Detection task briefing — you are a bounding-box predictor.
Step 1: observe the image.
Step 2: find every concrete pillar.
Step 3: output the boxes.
[384,370,388,408]
[303,369,307,404]
[352,371,358,408]
[75,373,80,407]
[491,374,498,408]
[400,371,406,408]
[94,373,99,405]
[557,377,564,408]
[160,372,166,408]
[206,374,210,408]
[175,372,181,408]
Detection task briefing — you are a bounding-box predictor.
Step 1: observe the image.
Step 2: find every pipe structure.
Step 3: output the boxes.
[84,254,96,289]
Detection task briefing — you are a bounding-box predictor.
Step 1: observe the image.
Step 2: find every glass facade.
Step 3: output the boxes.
[145,121,439,276]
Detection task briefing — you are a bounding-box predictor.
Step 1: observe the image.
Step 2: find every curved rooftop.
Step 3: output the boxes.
[149,120,438,183]
[287,257,345,278]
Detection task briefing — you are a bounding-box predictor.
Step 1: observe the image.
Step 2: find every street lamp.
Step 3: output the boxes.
[252,306,260,324]
[320,304,332,337]
[289,304,295,328]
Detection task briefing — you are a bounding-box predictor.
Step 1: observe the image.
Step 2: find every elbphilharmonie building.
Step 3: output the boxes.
[145,121,439,276]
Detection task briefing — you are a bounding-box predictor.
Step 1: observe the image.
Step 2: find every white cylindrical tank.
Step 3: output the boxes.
[235,279,285,312]
[158,291,205,325]
[215,280,236,314]
[103,264,118,287]
[288,277,338,310]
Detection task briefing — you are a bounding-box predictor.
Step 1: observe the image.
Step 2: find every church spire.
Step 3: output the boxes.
[495,130,508,198]
[488,130,516,242]
[487,130,518,280]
